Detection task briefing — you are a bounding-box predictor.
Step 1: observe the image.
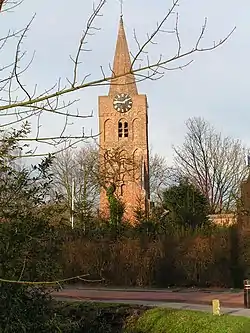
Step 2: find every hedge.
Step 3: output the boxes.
[61,225,245,288]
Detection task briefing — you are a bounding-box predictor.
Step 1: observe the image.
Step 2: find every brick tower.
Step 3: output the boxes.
[98,16,150,221]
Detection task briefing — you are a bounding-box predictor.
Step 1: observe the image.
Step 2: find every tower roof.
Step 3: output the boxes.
[109,16,138,96]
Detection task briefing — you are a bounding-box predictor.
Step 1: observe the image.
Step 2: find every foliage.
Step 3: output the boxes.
[0,128,60,280]
[106,183,125,227]
[0,197,62,332]
[125,308,250,333]
[0,214,62,332]
[133,219,160,237]
[0,286,57,333]
[0,127,54,220]
[0,215,62,282]
[0,129,62,332]
[53,302,147,333]
[61,224,244,288]
[162,179,211,229]
[6,300,249,333]
[37,202,70,227]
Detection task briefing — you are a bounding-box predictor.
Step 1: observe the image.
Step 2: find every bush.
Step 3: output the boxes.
[62,237,161,286]
[0,286,56,333]
[61,225,238,288]
[0,215,62,332]
[53,302,147,333]
[0,215,62,282]
[162,180,211,229]
[125,308,250,333]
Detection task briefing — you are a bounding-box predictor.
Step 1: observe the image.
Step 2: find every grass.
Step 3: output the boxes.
[125,308,250,333]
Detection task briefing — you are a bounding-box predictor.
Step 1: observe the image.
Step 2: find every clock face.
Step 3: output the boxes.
[113,93,133,113]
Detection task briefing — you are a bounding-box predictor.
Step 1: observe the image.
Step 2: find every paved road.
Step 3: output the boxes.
[52,287,246,310]
[53,287,244,307]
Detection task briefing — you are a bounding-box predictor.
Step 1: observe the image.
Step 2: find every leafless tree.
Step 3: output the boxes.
[174,117,248,213]
[0,0,235,157]
[149,150,176,203]
[97,145,139,195]
[50,144,100,224]
[52,144,174,217]
[51,145,133,212]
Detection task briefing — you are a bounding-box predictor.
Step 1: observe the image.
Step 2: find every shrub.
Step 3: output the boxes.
[0,215,62,332]
[61,225,239,288]
[0,286,56,332]
[54,302,147,333]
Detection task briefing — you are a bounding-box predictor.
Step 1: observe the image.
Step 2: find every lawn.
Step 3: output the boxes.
[125,307,250,333]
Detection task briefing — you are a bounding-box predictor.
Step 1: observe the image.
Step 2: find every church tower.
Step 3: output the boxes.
[98,17,150,221]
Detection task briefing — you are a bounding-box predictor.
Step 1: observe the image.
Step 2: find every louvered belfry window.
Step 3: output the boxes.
[118,121,129,138]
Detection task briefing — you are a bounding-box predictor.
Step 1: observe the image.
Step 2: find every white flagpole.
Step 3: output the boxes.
[71,178,75,229]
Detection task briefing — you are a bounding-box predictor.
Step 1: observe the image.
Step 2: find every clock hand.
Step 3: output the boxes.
[116,100,126,104]
[114,99,131,105]
[114,100,126,104]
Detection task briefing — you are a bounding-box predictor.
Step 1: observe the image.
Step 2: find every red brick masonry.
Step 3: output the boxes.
[52,288,245,308]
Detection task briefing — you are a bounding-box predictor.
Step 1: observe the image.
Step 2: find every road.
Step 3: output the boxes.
[52,287,250,317]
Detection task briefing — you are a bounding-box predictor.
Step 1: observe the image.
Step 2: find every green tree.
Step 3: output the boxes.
[162,179,211,229]
[106,183,125,228]
[0,128,62,332]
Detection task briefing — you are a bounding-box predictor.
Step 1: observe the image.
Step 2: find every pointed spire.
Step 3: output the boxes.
[109,16,138,96]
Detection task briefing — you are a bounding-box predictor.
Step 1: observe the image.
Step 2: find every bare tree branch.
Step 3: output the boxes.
[0,0,235,156]
[174,117,248,213]
[50,145,100,228]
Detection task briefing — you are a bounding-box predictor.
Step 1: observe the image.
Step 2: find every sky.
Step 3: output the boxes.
[1,0,250,164]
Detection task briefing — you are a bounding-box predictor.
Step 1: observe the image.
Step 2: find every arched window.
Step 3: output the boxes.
[124,122,128,137]
[118,121,123,138]
[120,184,125,196]
[118,120,129,138]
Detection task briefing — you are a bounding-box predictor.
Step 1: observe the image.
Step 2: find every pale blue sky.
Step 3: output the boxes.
[1,0,250,163]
